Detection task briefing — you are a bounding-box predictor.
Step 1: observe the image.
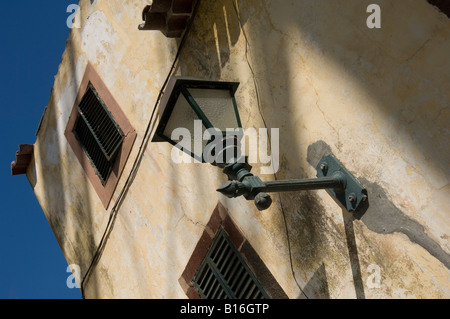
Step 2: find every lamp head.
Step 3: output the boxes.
[152,76,242,163]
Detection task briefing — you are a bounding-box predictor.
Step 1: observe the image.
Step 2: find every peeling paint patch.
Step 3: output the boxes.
[307,140,450,271]
[359,178,450,270]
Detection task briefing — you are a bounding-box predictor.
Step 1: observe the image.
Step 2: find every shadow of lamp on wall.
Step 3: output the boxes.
[152,76,367,212]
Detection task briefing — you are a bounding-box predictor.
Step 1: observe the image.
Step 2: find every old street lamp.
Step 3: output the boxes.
[152,77,242,163]
[153,77,367,212]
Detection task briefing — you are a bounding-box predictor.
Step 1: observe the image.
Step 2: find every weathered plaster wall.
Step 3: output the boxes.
[29,0,449,298]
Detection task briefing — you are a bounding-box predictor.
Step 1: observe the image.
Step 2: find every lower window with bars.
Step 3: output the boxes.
[192,227,269,299]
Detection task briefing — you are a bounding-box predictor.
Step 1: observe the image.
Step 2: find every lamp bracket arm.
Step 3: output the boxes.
[216,154,367,213]
[217,174,345,199]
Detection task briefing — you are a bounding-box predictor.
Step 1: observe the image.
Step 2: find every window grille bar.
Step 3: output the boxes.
[73,83,124,184]
[78,84,124,160]
[207,257,235,298]
[192,227,269,299]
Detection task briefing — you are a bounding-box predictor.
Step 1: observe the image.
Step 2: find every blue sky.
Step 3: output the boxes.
[0,1,82,299]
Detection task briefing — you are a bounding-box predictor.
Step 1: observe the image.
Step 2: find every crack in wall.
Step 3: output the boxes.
[307,80,342,151]
[406,38,432,63]
[175,213,207,230]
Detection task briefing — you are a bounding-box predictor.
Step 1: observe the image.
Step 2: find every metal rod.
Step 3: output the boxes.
[263,175,345,193]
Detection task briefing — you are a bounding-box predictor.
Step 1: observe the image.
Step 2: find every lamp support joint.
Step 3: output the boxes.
[216,154,367,212]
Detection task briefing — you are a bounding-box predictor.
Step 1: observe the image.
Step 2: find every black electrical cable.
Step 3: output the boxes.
[80,0,201,298]
[231,0,309,299]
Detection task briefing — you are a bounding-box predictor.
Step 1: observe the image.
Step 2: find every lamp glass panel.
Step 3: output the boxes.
[187,88,239,131]
[163,93,208,161]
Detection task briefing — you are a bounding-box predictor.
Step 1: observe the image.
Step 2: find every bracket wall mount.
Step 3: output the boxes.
[217,153,367,213]
[316,154,367,212]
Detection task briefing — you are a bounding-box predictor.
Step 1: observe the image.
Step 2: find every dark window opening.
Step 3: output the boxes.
[427,0,450,18]
[73,83,124,185]
[192,227,269,299]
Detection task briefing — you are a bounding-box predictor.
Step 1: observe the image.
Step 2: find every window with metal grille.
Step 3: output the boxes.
[73,83,124,185]
[193,227,269,299]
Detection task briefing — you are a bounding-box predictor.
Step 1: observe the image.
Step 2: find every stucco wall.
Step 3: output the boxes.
[28,0,449,298]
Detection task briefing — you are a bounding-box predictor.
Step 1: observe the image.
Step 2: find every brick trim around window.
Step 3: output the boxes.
[179,201,288,299]
[64,63,137,209]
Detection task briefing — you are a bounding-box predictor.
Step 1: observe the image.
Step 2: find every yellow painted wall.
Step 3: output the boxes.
[28,0,449,298]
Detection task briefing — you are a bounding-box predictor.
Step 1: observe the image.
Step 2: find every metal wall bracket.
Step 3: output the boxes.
[316,154,367,212]
[214,136,367,212]
[217,153,367,212]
